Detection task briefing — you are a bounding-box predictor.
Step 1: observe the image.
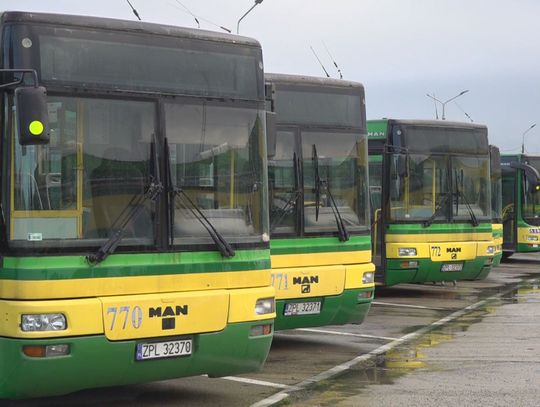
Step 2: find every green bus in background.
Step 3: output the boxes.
[501,154,540,258]
[265,74,374,331]
[490,145,503,266]
[0,11,275,398]
[368,119,496,286]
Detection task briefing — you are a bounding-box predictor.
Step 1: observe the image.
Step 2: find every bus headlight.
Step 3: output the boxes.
[255,298,275,315]
[362,272,375,284]
[398,248,417,256]
[21,314,67,332]
[487,245,496,254]
[526,236,539,242]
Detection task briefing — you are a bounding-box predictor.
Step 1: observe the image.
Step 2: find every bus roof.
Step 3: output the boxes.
[368,118,487,132]
[266,73,364,91]
[0,10,261,48]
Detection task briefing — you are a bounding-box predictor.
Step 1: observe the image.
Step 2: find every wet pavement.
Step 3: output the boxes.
[5,253,540,407]
[279,266,540,406]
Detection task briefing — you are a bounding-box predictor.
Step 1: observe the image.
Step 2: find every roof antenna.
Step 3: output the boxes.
[171,0,231,32]
[126,0,142,21]
[173,0,199,28]
[427,92,439,119]
[454,100,474,123]
[310,46,330,78]
[322,42,343,79]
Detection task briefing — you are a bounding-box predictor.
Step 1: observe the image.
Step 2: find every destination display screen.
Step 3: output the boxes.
[394,124,489,155]
[8,24,263,100]
[274,87,364,128]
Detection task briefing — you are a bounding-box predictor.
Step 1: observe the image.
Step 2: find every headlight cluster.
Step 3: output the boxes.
[21,314,67,332]
[487,246,496,254]
[255,298,275,315]
[398,247,417,256]
[362,272,375,284]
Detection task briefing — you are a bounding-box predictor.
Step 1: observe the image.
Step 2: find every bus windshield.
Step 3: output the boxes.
[388,124,490,223]
[12,96,155,249]
[302,131,369,233]
[6,21,267,251]
[166,102,267,245]
[522,157,540,224]
[491,149,503,222]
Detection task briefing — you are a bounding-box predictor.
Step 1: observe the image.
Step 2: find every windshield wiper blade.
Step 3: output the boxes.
[87,178,163,265]
[164,138,234,258]
[171,188,235,258]
[87,137,163,265]
[455,188,479,227]
[324,180,350,242]
[423,192,451,228]
[312,144,349,241]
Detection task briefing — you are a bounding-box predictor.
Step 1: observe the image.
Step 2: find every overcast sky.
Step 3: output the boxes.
[2,0,540,154]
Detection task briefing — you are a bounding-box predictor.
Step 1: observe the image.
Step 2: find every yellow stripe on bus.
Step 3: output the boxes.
[270,250,371,269]
[385,232,493,243]
[0,269,271,300]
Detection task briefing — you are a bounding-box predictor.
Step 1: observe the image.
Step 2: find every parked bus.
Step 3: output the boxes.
[501,154,540,258]
[0,11,275,398]
[490,145,503,266]
[265,74,374,331]
[368,119,496,286]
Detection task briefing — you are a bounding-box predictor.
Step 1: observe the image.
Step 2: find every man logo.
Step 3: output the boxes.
[293,276,319,285]
[446,247,462,253]
[148,305,189,330]
[293,276,318,294]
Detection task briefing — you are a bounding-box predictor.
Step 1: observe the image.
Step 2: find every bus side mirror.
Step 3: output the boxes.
[15,86,50,145]
[266,111,276,158]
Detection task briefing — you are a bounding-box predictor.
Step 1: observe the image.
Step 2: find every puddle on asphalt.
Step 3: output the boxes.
[280,279,540,407]
[515,280,540,303]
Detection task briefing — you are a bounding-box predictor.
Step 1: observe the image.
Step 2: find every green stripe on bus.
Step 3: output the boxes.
[386,223,492,234]
[0,250,270,281]
[270,235,371,255]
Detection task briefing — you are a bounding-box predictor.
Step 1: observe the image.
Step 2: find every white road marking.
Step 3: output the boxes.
[251,280,530,407]
[222,376,291,389]
[296,328,400,342]
[372,301,446,311]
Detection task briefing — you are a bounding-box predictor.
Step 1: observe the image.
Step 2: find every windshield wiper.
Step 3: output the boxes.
[453,169,479,227]
[323,178,350,242]
[423,192,450,228]
[455,187,479,227]
[312,144,322,221]
[312,144,349,242]
[270,153,301,232]
[165,138,235,258]
[87,139,163,265]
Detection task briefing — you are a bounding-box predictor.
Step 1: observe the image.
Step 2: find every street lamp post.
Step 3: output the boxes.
[426,90,469,120]
[237,0,264,34]
[521,123,537,154]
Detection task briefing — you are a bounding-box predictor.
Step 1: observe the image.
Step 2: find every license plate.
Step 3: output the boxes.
[136,339,192,361]
[284,301,321,316]
[441,263,463,272]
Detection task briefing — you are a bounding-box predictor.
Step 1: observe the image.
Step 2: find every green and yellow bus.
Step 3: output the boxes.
[265,74,374,331]
[490,145,503,266]
[0,11,275,398]
[501,154,540,257]
[368,119,496,286]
